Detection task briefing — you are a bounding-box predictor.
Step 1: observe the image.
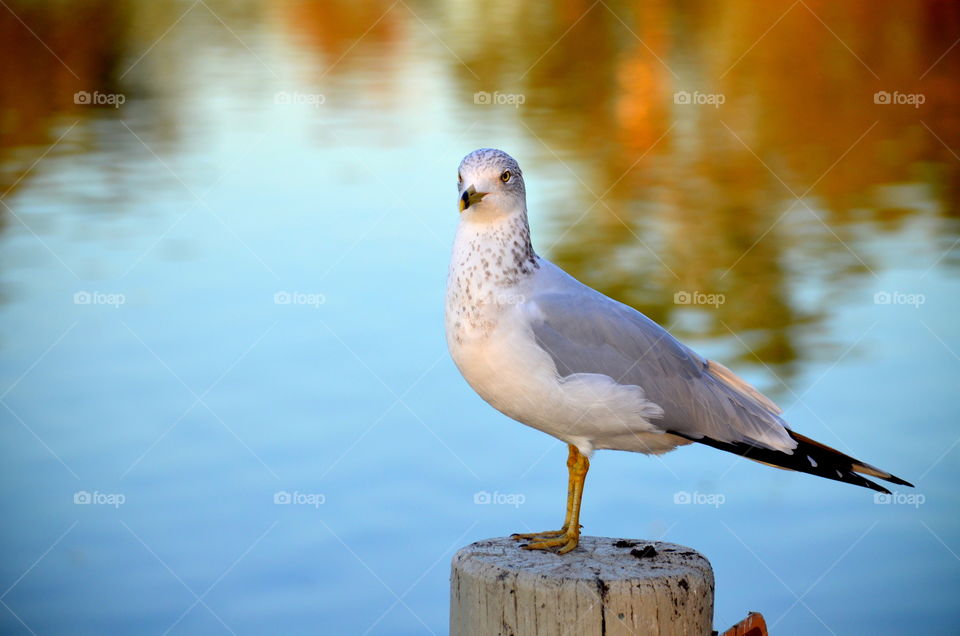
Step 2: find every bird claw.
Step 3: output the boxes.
[511,527,567,541]
[521,532,579,554]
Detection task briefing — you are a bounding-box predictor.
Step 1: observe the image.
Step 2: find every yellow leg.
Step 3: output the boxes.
[511,445,578,541]
[514,445,589,554]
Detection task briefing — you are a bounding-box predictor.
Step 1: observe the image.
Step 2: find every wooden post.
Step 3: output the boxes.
[450,536,714,636]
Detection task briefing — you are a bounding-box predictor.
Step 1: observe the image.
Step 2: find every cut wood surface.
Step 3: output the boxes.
[450,536,714,636]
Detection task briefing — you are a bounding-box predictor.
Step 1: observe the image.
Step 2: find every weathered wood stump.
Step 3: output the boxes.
[450,536,713,636]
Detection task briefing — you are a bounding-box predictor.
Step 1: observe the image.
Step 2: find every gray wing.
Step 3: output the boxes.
[526,288,795,451]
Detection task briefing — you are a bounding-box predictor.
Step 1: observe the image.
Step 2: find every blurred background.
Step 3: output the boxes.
[1,0,959,633]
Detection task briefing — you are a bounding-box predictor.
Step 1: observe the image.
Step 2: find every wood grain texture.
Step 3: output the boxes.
[450,536,714,636]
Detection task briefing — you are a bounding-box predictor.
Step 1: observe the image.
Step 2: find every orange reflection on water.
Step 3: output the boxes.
[0,0,957,382]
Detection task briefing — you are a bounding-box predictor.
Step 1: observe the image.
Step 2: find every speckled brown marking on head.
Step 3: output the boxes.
[457,148,523,185]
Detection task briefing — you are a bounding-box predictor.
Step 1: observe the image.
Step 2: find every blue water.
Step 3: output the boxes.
[1,2,959,634]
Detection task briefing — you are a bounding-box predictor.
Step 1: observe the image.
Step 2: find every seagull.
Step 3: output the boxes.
[445,148,913,554]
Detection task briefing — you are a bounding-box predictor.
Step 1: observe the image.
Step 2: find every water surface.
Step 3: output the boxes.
[1,1,958,634]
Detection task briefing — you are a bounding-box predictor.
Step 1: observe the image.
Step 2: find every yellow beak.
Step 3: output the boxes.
[459,185,487,212]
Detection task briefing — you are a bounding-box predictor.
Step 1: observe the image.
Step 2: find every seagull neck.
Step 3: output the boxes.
[447,211,540,343]
[453,211,540,286]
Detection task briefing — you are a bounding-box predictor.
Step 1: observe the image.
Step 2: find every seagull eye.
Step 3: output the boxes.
[458,173,463,186]
[500,170,511,183]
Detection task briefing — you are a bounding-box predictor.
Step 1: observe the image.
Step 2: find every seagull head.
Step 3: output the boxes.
[457,148,526,218]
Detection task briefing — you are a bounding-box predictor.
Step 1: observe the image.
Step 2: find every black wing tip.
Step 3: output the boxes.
[854,475,891,495]
[671,431,909,494]
[882,474,914,488]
